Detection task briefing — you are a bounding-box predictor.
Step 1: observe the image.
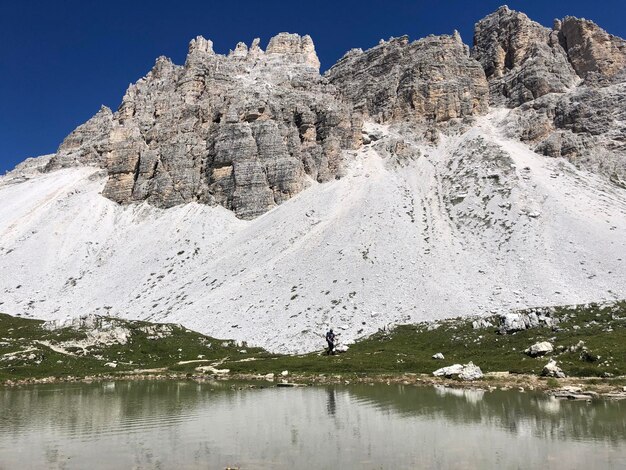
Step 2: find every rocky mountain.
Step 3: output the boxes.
[1,6,625,352]
[47,33,359,219]
[474,6,626,181]
[326,32,489,124]
[42,6,626,214]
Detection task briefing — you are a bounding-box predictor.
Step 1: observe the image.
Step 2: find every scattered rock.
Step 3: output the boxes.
[498,308,559,334]
[432,353,445,360]
[472,318,493,329]
[195,365,230,375]
[542,359,566,378]
[524,341,554,357]
[458,362,484,381]
[568,340,586,352]
[551,387,598,400]
[433,362,483,381]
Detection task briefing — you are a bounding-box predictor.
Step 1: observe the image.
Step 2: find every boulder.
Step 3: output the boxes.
[433,364,464,377]
[458,362,484,381]
[433,362,483,381]
[525,341,554,357]
[432,353,445,360]
[498,309,559,334]
[542,359,566,378]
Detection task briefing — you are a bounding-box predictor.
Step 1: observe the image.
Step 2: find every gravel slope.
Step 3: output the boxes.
[1,111,625,353]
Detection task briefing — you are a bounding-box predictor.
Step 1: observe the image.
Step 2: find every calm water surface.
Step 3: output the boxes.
[0,380,624,469]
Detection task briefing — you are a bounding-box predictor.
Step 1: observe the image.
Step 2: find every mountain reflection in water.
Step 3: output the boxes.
[0,381,624,469]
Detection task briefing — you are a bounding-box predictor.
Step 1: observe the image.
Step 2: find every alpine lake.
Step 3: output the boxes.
[0,379,624,469]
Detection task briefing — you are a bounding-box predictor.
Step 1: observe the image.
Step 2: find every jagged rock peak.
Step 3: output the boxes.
[472,5,577,106]
[41,8,626,217]
[189,36,214,54]
[151,56,178,77]
[266,33,320,70]
[472,6,626,182]
[558,16,626,81]
[46,31,357,219]
[187,32,320,70]
[473,6,626,105]
[46,105,114,170]
[327,32,488,124]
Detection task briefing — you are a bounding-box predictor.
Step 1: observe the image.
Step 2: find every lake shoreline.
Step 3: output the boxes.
[3,370,626,400]
[2,302,625,397]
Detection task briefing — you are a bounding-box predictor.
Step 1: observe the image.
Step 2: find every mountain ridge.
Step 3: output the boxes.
[1,6,625,352]
[34,5,626,218]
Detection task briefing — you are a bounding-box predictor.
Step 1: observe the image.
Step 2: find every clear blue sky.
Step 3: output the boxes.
[2,0,625,173]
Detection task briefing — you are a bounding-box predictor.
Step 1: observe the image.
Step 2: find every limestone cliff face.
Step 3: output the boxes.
[45,7,626,217]
[48,34,358,219]
[50,106,114,169]
[327,33,489,124]
[472,6,577,107]
[474,8,626,181]
[559,16,626,82]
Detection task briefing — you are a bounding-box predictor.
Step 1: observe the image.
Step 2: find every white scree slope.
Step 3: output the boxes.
[1,112,625,353]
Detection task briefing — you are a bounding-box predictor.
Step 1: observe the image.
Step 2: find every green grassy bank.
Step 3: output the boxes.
[1,301,624,384]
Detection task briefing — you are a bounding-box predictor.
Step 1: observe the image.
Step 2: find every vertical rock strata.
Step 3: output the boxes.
[45,7,626,218]
[48,34,358,219]
[472,6,578,106]
[559,16,626,82]
[473,7,626,180]
[326,33,489,123]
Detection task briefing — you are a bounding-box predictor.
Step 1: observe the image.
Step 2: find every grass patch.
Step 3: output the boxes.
[222,301,626,378]
[1,301,624,382]
[0,313,266,382]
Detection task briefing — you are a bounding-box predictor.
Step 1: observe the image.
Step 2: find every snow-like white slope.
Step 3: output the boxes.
[1,112,625,353]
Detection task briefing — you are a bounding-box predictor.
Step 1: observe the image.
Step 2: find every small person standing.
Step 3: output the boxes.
[325,329,336,355]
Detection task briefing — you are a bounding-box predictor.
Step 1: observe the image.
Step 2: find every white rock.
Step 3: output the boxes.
[104,362,117,368]
[281,370,289,376]
[196,365,230,375]
[525,341,554,357]
[432,352,445,360]
[433,362,483,380]
[472,319,493,329]
[458,362,484,381]
[542,359,566,378]
[433,364,464,377]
